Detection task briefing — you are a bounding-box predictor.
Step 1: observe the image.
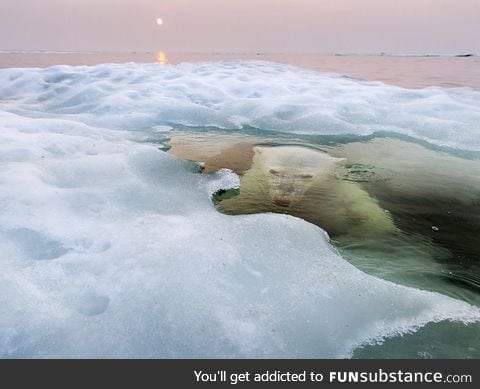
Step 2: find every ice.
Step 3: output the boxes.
[1,62,480,358]
[0,61,479,151]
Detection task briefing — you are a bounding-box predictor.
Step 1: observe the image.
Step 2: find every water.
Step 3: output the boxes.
[354,321,480,359]
[1,51,479,89]
[170,132,480,358]
[168,129,480,358]
[168,131,480,304]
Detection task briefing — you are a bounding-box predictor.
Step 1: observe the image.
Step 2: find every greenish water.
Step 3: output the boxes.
[353,321,480,359]
[168,129,480,358]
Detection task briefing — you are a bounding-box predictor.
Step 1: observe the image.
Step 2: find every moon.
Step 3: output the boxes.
[156,18,163,26]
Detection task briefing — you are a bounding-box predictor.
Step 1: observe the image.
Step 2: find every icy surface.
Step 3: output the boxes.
[0,61,479,151]
[1,61,480,358]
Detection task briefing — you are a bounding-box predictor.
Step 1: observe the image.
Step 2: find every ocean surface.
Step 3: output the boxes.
[1,51,480,89]
[0,52,479,358]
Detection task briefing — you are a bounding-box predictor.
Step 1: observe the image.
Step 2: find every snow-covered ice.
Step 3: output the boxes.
[1,61,479,151]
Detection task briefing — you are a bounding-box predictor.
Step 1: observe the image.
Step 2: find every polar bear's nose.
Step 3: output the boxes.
[273,198,291,207]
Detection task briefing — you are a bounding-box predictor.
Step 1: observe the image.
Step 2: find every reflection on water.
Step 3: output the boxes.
[156,51,168,65]
[328,139,480,304]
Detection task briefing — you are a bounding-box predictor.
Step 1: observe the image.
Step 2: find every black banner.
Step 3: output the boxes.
[0,360,477,388]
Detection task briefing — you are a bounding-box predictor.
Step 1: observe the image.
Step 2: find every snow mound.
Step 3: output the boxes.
[0,61,479,151]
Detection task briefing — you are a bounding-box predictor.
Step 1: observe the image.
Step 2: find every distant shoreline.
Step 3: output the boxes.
[0,50,476,57]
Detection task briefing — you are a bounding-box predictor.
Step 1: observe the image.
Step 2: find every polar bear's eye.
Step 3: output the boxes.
[295,173,313,179]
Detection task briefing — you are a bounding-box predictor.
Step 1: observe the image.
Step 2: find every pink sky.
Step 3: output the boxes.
[1,0,478,53]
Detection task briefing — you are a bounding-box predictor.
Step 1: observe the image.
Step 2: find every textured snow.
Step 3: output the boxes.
[0,61,479,358]
[0,61,479,151]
